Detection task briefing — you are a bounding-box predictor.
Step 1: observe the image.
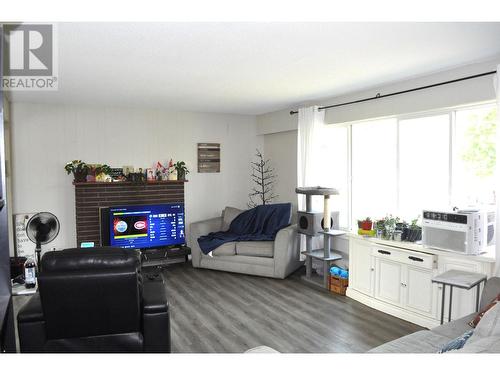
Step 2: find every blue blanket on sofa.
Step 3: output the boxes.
[197,203,292,255]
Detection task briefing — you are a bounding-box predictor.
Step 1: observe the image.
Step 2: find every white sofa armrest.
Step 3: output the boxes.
[273,224,302,279]
[189,217,222,268]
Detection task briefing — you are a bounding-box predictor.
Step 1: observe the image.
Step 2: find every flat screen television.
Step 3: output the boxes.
[100,203,185,250]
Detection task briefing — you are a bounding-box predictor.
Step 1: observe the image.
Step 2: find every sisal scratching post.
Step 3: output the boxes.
[323,195,331,232]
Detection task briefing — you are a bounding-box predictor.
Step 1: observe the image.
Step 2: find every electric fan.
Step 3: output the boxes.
[26,212,60,268]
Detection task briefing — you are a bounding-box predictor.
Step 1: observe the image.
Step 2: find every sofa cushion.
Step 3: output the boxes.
[211,242,236,256]
[479,277,500,311]
[236,241,274,258]
[468,301,500,342]
[468,293,500,328]
[222,207,244,231]
[368,330,450,353]
[432,313,477,339]
[453,335,500,353]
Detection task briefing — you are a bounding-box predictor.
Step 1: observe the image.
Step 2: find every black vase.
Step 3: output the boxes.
[73,170,88,183]
[406,228,422,242]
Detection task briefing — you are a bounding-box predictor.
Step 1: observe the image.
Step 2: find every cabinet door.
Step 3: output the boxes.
[438,257,482,321]
[350,240,374,296]
[403,265,437,318]
[375,258,403,306]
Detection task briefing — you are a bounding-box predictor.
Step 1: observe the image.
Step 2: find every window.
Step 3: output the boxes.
[351,119,397,224]
[452,105,497,207]
[316,126,349,228]
[320,102,497,230]
[399,114,450,219]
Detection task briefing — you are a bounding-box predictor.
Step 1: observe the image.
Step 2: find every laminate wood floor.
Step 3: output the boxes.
[13,263,423,353]
[161,263,423,353]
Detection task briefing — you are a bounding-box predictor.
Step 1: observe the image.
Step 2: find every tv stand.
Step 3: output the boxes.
[141,246,191,268]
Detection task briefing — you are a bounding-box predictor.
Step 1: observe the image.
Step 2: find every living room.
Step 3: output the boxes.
[1,1,500,374]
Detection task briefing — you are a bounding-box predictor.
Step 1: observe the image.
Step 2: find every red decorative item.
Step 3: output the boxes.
[361,220,373,230]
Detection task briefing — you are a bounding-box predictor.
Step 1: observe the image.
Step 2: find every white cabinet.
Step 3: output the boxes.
[404,265,436,317]
[349,239,374,297]
[375,257,403,305]
[371,245,438,319]
[347,236,495,328]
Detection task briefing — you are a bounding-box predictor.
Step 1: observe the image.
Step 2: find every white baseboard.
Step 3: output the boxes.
[346,288,440,329]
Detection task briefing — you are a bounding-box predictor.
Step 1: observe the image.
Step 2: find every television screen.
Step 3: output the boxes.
[100,203,185,249]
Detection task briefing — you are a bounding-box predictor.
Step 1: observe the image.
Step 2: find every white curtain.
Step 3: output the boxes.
[297,106,326,253]
[495,65,500,276]
[297,106,326,211]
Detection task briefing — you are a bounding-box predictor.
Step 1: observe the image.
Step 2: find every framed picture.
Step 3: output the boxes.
[146,168,155,181]
[198,143,220,173]
[122,165,134,176]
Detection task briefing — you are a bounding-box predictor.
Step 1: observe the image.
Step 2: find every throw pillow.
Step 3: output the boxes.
[468,293,500,328]
[437,330,474,353]
[221,206,244,231]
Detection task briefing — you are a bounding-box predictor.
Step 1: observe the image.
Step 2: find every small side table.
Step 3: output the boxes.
[432,270,487,325]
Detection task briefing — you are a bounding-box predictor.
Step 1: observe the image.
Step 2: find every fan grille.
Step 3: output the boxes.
[26,212,60,245]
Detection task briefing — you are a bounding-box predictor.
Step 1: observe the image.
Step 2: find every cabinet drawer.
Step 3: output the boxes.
[372,246,436,270]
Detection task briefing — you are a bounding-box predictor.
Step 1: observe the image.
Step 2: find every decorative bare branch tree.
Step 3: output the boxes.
[248,149,278,208]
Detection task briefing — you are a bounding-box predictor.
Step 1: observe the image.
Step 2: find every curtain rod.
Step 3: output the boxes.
[289,70,497,115]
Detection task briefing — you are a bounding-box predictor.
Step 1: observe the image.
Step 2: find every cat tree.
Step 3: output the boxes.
[295,186,345,289]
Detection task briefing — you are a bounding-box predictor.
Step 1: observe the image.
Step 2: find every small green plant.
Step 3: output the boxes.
[410,215,421,230]
[380,214,400,240]
[64,160,88,175]
[174,161,190,180]
[375,219,386,231]
[64,160,89,182]
[94,164,111,175]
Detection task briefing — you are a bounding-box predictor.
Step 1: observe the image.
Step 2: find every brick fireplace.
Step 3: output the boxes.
[74,180,187,246]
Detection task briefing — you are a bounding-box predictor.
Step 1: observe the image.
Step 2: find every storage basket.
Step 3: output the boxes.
[329,275,349,295]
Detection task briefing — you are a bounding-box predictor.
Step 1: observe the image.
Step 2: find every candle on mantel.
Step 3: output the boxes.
[323,195,331,232]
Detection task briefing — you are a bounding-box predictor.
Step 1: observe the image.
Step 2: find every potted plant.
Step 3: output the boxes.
[406,216,422,242]
[359,217,373,231]
[174,161,189,180]
[375,219,385,239]
[395,221,409,241]
[64,160,89,182]
[87,164,111,182]
[95,164,111,182]
[382,214,400,240]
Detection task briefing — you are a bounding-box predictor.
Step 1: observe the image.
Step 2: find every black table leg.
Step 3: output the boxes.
[440,284,445,325]
[476,282,481,312]
[448,286,453,323]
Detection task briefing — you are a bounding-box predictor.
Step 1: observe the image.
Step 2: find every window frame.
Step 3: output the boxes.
[325,100,497,231]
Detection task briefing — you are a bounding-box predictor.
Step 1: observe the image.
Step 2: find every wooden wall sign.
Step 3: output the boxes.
[198,143,220,173]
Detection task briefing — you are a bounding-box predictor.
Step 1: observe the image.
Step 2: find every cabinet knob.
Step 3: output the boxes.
[370,268,374,271]
[401,282,407,287]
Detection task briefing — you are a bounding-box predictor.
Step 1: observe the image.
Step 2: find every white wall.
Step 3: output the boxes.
[10,102,261,252]
[263,130,297,211]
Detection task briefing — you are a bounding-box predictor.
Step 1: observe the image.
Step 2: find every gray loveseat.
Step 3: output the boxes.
[369,277,500,353]
[189,207,303,279]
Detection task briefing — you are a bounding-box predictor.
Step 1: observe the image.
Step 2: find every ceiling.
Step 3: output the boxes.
[8,22,500,115]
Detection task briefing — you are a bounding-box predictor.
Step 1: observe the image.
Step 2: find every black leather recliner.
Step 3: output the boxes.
[17,247,171,353]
